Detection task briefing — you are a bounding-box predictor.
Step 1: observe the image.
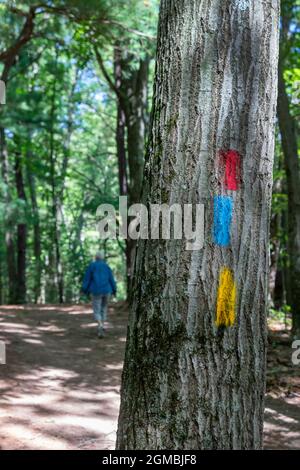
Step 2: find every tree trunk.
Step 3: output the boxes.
[113,47,149,293]
[117,0,279,450]
[49,64,64,304]
[269,168,283,308]
[269,213,281,307]
[125,57,149,206]
[114,47,132,293]
[114,47,128,197]
[125,57,149,293]
[0,126,17,304]
[15,149,27,304]
[26,143,42,303]
[277,64,300,337]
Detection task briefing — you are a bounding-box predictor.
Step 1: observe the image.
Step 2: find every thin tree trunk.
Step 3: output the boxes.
[0,126,17,304]
[277,64,300,337]
[269,166,283,307]
[117,0,279,450]
[282,208,292,307]
[49,63,64,303]
[269,214,281,307]
[26,142,42,303]
[114,47,132,293]
[124,57,149,294]
[125,56,149,206]
[15,149,27,304]
[114,47,128,197]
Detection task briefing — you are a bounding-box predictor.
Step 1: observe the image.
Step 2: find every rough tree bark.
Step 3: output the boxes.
[117,0,279,450]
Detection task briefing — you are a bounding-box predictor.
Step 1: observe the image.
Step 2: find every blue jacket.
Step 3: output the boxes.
[82,260,117,296]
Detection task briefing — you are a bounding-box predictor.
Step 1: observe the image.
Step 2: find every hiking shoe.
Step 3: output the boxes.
[98,326,104,338]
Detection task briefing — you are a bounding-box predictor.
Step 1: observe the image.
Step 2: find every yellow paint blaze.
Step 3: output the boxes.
[216,267,236,327]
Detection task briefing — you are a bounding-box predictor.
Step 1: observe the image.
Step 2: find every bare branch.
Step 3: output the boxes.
[93,46,121,99]
[101,20,156,41]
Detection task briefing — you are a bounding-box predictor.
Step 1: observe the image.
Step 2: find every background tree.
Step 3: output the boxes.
[277,0,300,337]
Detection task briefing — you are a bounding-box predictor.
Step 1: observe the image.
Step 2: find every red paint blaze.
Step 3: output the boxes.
[220,150,241,191]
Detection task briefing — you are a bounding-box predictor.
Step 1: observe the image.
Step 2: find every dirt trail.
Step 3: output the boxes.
[0,302,127,450]
[0,303,299,450]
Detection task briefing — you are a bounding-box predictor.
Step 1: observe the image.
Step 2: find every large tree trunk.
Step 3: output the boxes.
[117,0,279,450]
[277,64,300,337]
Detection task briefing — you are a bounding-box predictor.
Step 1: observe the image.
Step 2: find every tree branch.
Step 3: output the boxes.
[0,7,36,81]
[93,45,122,100]
[101,20,156,41]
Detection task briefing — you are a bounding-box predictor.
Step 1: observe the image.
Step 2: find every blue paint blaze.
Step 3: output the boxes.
[213,196,233,246]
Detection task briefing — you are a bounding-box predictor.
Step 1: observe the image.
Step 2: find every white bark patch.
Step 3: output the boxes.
[235,0,250,11]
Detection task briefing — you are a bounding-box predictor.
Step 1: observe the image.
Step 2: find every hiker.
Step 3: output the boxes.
[81,251,117,338]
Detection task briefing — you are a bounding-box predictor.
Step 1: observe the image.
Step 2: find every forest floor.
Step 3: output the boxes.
[0,302,299,450]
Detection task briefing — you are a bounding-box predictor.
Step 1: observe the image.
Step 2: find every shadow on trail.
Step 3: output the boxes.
[0,302,128,450]
[264,395,300,450]
[1,304,299,450]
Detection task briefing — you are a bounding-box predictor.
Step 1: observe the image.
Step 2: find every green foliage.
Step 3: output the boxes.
[269,305,292,327]
[0,0,158,303]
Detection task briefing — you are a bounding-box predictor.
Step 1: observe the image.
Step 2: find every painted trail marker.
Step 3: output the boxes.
[220,149,241,191]
[213,149,242,327]
[216,267,236,327]
[213,195,233,246]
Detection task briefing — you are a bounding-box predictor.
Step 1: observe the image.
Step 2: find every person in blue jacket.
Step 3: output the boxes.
[82,251,117,338]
